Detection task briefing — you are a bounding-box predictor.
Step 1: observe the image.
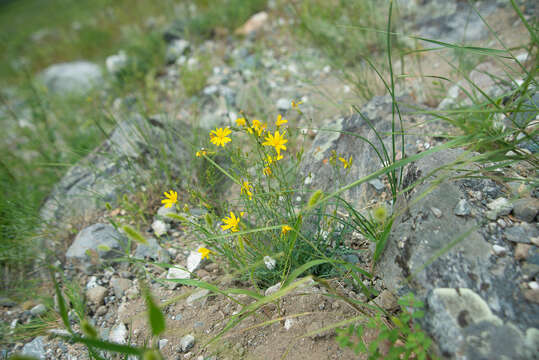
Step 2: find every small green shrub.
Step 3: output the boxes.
[336,293,435,360]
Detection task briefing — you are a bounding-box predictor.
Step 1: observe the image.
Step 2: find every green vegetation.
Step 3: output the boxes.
[2,0,538,359]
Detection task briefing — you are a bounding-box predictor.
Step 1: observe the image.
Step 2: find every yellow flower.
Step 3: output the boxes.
[196,149,207,157]
[250,119,267,137]
[221,211,244,232]
[265,154,283,166]
[241,180,253,200]
[198,247,212,260]
[281,225,292,236]
[210,127,232,147]
[262,130,288,156]
[161,190,178,208]
[235,117,246,127]
[291,100,303,109]
[276,114,288,128]
[263,166,272,176]
[338,155,353,169]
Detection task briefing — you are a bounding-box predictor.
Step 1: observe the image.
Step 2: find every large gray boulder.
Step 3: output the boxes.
[396,0,500,45]
[376,148,539,359]
[40,114,191,227]
[66,223,127,273]
[300,95,419,208]
[301,93,538,359]
[41,61,102,95]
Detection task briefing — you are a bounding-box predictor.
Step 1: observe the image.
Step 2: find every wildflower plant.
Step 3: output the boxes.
[179,113,367,288]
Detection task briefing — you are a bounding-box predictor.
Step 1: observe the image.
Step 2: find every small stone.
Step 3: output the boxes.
[186,289,210,306]
[21,336,45,359]
[492,244,507,256]
[368,179,385,191]
[159,339,169,350]
[110,323,127,344]
[276,98,291,110]
[264,282,282,296]
[125,287,139,300]
[187,250,204,273]
[179,334,195,352]
[284,318,295,330]
[152,219,169,237]
[523,289,539,303]
[96,305,107,316]
[134,237,170,263]
[234,11,268,35]
[505,223,539,244]
[86,286,107,305]
[30,304,47,317]
[157,205,177,222]
[110,278,133,298]
[487,197,513,218]
[515,243,532,261]
[512,197,539,222]
[454,199,471,216]
[529,281,539,290]
[86,276,98,289]
[431,207,442,218]
[373,290,399,310]
[167,267,191,280]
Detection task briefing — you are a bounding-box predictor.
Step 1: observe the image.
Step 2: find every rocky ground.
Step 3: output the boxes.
[1,0,538,359]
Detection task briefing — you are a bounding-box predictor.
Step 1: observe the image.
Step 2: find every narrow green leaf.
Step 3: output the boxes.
[144,290,165,336]
[50,268,72,333]
[65,335,144,355]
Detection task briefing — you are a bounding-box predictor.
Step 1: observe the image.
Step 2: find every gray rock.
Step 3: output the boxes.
[30,304,47,317]
[66,224,127,273]
[368,178,385,191]
[424,288,536,360]
[264,282,282,297]
[156,204,177,222]
[109,323,127,344]
[300,96,416,207]
[151,219,169,237]
[158,338,169,350]
[166,39,190,63]
[186,289,210,306]
[513,197,539,223]
[134,237,170,263]
[186,250,205,273]
[40,61,102,95]
[372,290,398,311]
[166,267,190,281]
[179,334,195,352]
[504,223,539,244]
[276,98,291,110]
[398,0,499,46]
[376,148,539,359]
[40,114,190,228]
[454,199,471,216]
[21,336,46,359]
[431,207,442,218]
[86,285,107,305]
[487,197,513,218]
[110,278,133,298]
